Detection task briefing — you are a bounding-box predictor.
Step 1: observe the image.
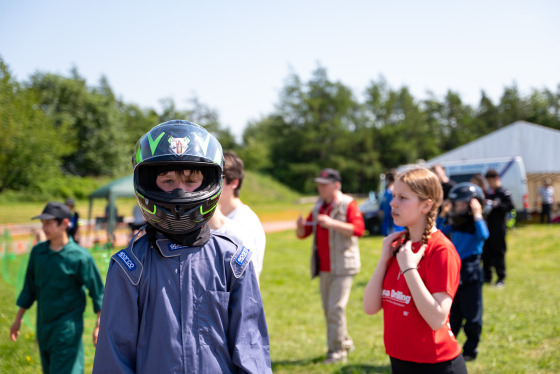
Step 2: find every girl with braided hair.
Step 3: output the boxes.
[363,167,468,374]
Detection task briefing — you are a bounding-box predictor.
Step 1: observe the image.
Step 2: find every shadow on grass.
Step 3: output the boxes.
[272,357,390,373]
[336,364,390,373]
[272,355,324,369]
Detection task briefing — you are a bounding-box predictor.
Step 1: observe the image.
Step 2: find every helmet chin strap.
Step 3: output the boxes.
[146,224,210,247]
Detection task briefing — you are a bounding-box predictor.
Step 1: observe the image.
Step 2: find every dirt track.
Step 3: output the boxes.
[1,220,297,254]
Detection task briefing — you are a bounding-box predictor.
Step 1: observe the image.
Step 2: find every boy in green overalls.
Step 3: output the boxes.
[10,201,104,374]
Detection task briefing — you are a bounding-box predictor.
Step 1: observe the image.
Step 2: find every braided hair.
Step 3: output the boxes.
[396,167,443,249]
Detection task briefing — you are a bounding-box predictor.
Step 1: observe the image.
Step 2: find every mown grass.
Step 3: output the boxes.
[1,224,559,373]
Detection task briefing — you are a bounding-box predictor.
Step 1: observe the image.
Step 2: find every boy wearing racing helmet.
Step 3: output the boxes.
[93,120,271,373]
[437,182,489,362]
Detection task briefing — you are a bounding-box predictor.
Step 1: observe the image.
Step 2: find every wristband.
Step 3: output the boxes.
[402,267,416,275]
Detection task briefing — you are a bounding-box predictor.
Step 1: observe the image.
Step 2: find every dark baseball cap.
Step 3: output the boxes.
[32,201,72,220]
[314,168,341,184]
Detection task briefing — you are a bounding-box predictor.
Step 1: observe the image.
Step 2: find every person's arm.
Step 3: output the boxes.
[317,200,365,238]
[471,199,489,241]
[402,271,453,331]
[92,311,101,347]
[364,231,404,315]
[9,307,27,342]
[317,214,355,237]
[228,263,272,373]
[93,262,139,373]
[395,241,453,331]
[80,254,105,347]
[296,212,313,238]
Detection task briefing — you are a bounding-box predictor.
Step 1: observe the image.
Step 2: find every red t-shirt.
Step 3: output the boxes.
[302,199,364,272]
[381,230,461,363]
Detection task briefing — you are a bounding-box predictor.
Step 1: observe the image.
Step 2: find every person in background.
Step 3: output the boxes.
[431,164,456,202]
[209,204,252,260]
[128,204,146,236]
[363,167,466,374]
[65,198,80,243]
[483,169,514,287]
[379,169,404,236]
[538,178,554,224]
[10,201,104,374]
[218,151,266,280]
[93,120,271,373]
[296,168,364,364]
[438,182,489,362]
[469,173,486,193]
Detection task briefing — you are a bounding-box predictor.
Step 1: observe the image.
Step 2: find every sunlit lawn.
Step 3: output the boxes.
[0,224,558,373]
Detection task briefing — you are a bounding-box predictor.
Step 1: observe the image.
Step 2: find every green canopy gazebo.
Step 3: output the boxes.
[87,175,136,243]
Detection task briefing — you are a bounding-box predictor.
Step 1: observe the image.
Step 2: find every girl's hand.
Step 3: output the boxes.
[396,240,426,271]
[381,231,405,261]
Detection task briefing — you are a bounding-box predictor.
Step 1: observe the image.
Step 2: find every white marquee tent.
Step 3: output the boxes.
[429,121,560,212]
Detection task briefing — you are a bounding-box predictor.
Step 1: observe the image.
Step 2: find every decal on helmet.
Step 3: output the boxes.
[141,204,157,215]
[169,136,190,155]
[149,132,166,155]
[193,132,211,154]
[200,201,218,216]
[136,146,143,164]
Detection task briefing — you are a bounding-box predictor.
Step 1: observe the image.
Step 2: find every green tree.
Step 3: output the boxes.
[250,66,364,193]
[28,70,128,176]
[0,58,71,192]
[498,83,530,127]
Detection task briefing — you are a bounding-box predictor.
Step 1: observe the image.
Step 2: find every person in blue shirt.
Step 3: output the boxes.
[93,120,271,373]
[379,169,404,236]
[437,182,489,362]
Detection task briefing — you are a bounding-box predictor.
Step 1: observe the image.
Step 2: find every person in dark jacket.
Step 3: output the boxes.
[482,169,514,287]
[93,120,271,374]
[438,182,489,361]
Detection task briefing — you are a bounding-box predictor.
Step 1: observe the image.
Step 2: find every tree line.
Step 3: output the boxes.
[1,57,559,198]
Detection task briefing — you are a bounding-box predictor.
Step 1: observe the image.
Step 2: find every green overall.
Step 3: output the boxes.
[17,239,104,374]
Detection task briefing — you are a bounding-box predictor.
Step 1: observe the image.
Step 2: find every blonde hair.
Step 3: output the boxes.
[397,167,443,246]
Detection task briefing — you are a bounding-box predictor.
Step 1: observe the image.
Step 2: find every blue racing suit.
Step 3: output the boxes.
[93,232,271,373]
[438,217,489,358]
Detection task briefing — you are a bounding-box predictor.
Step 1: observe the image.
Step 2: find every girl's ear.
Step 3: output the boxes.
[421,199,434,215]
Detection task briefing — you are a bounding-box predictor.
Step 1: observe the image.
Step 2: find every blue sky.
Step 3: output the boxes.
[1,1,558,139]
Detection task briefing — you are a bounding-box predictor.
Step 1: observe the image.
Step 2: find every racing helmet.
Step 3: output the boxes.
[132,120,224,235]
[447,182,485,227]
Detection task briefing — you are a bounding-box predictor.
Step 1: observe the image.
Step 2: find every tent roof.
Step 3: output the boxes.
[89,175,135,199]
[429,121,560,174]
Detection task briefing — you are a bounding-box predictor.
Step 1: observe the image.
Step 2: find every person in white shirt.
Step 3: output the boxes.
[217,151,266,280]
[538,178,555,224]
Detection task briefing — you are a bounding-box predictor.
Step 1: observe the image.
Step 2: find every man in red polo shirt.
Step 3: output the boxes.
[296,168,365,364]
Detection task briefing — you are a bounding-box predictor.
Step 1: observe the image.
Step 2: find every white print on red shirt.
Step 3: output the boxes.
[382,289,412,306]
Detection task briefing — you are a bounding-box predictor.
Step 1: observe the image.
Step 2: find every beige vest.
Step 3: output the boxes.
[310,192,361,278]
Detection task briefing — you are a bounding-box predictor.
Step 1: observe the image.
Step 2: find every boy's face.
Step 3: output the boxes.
[41,219,67,241]
[487,176,499,189]
[156,169,203,193]
[453,200,469,214]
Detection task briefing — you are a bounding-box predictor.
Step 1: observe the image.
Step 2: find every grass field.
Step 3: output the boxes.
[1,223,559,373]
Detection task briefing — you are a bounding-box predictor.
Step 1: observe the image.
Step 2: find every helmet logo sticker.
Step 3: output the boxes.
[169,136,190,155]
[148,132,166,156]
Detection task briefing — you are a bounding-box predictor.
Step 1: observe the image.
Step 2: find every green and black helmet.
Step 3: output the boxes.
[132,120,224,235]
